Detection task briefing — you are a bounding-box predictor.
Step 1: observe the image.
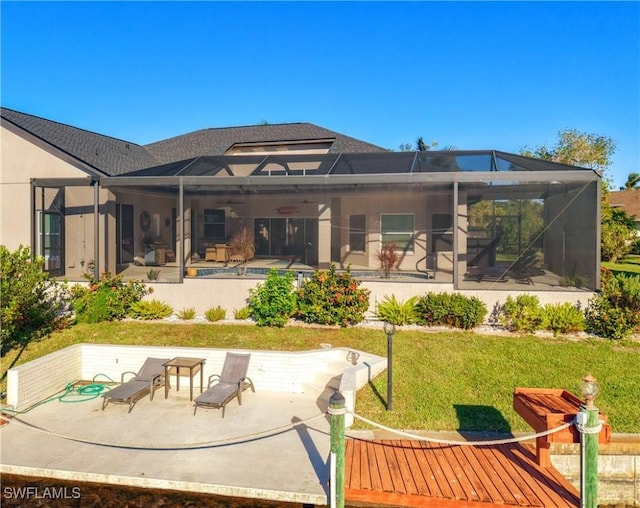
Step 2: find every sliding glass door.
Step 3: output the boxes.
[254,218,317,264]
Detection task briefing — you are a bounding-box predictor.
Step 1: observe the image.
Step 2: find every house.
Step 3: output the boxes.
[608,189,640,235]
[1,107,602,313]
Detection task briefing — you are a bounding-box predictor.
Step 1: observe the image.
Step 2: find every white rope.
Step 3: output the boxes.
[327,406,347,415]
[350,411,575,446]
[576,420,603,435]
[3,412,327,450]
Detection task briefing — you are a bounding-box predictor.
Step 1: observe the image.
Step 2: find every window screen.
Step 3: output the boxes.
[381,214,414,251]
[204,209,225,239]
[349,214,366,252]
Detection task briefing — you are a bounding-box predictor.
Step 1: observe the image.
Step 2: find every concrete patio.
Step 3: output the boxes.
[1,344,387,506]
[1,388,332,505]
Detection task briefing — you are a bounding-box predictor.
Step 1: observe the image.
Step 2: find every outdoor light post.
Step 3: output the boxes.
[579,373,601,508]
[383,321,395,411]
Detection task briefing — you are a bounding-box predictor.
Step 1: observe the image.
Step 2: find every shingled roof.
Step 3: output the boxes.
[608,189,640,221]
[1,107,387,176]
[1,107,158,175]
[143,123,386,164]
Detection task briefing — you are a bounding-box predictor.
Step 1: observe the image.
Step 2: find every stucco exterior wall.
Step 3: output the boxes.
[0,125,89,249]
[1,123,123,274]
[336,191,455,273]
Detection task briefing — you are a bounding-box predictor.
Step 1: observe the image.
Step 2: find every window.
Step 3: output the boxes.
[349,215,366,252]
[203,209,225,239]
[381,214,414,251]
[39,212,63,275]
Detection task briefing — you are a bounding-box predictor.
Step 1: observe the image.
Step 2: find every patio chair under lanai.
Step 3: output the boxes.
[193,352,255,417]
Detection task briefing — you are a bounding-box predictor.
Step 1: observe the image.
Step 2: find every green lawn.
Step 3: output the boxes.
[602,254,640,276]
[2,322,639,434]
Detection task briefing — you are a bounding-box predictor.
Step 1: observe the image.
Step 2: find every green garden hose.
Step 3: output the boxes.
[1,374,116,414]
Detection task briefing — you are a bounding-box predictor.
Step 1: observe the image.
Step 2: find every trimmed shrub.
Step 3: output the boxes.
[416,292,487,330]
[541,302,585,336]
[70,272,150,324]
[585,271,640,339]
[497,294,543,333]
[585,295,634,340]
[1,245,70,355]
[205,306,226,322]
[248,268,296,327]
[295,265,370,327]
[602,272,640,315]
[128,299,173,320]
[376,295,419,326]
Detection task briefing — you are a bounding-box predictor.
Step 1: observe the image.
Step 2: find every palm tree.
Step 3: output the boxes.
[416,137,430,151]
[621,172,640,190]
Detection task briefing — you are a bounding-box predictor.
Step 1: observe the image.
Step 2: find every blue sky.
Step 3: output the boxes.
[2,1,638,188]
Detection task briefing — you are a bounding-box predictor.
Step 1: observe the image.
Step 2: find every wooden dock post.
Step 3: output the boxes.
[582,404,600,508]
[329,391,346,508]
[579,373,602,508]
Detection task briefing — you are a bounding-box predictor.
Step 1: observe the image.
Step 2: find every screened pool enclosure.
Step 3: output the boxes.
[32,150,601,291]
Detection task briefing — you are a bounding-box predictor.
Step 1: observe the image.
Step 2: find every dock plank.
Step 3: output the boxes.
[496,443,552,506]
[387,440,420,495]
[346,439,360,491]
[429,443,470,500]
[373,439,395,492]
[365,439,383,492]
[345,438,579,508]
[403,439,438,497]
[358,438,371,491]
[474,445,520,505]
[449,444,491,503]
[419,441,457,499]
[381,440,408,494]
[457,442,504,504]
[509,444,580,507]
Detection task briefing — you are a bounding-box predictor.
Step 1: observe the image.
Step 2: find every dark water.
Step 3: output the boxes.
[3,475,633,507]
[0,475,307,508]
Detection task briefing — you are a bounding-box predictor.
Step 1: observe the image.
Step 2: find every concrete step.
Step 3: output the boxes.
[302,372,343,404]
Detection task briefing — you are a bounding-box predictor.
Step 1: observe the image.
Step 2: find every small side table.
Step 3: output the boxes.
[163,357,206,401]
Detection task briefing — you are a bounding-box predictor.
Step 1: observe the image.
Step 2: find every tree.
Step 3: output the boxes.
[0,245,69,357]
[601,207,637,262]
[520,129,616,173]
[416,137,435,151]
[520,129,632,263]
[621,172,640,190]
[398,138,457,152]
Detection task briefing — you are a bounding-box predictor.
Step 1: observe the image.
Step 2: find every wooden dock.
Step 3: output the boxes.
[345,438,580,507]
